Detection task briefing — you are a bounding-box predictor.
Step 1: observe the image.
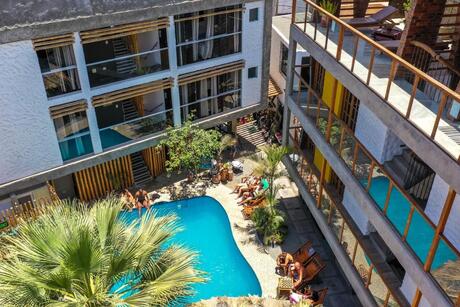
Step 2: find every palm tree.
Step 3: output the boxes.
[0,197,205,306]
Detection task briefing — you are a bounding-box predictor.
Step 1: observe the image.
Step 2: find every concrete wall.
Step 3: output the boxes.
[241,0,265,107]
[0,40,63,185]
[270,27,287,104]
[342,188,372,234]
[400,275,430,307]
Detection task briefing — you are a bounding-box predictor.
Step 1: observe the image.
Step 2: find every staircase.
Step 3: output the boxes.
[130,152,152,186]
[121,99,139,121]
[112,38,137,75]
[384,149,435,207]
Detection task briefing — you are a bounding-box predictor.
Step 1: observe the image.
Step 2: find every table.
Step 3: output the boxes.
[277,276,293,299]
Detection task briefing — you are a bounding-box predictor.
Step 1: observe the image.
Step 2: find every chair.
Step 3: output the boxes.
[345,6,398,28]
[292,240,316,265]
[297,254,327,289]
[312,288,328,306]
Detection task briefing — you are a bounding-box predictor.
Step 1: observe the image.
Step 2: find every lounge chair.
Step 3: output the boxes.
[241,197,267,219]
[345,6,398,28]
[292,240,316,265]
[297,254,327,290]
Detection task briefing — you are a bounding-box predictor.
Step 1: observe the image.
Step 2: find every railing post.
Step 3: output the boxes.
[291,0,297,24]
[384,60,397,101]
[430,93,448,139]
[406,75,420,118]
[336,24,345,61]
[366,46,376,85]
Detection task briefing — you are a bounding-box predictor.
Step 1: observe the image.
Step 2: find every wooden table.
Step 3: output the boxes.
[277,276,293,299]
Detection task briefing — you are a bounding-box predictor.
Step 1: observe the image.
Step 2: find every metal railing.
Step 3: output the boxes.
[292,0,460,162]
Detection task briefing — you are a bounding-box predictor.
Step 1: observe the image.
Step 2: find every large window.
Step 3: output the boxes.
[83,29,169,87]
[280,43,289,77]
[175,5,242,66]
[179,70,241,121]
[37,46,81,97]
[53,111,93,161]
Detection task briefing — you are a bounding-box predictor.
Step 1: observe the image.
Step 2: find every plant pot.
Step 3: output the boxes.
[211,174,221,184]
[220,168,229,182]
[227,169,234,181]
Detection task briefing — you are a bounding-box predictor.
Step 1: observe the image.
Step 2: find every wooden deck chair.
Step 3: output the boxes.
[292,240,316,265]
[312,288,328,306]
[297,254,327,289]
[345,6,398,28]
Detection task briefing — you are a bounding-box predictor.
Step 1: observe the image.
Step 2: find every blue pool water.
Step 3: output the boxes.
[364,177,457,269]
[120,196,261,303]
[100,129,132,149]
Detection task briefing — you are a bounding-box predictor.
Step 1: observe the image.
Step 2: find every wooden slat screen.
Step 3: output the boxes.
[33,33,75,51]
[178,60,245,86]
[268,77,283,98]
[92,78,173,107]
[74,155,134,202]
[49,100,88,119]
[142,146,166,177]
[80,18,169,44]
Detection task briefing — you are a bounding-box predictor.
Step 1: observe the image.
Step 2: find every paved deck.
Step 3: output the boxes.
[292,17,460,160]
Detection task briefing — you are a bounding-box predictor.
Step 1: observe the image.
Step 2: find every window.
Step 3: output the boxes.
[248,67,258,79]
[249,8,259,21]
[83,29,169,87]
[340,88,360,132]
[53,111,93,161]
[280,43,289,77]
[36,45,81,97]
[311,59,326,96]
[175,5,242,66]
[179,70,242,121]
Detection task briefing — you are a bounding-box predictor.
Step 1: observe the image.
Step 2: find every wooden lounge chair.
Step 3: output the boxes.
[345,6,398,28]
[297,254,327,289]
[292,240,316,265]
[241,197,267,219]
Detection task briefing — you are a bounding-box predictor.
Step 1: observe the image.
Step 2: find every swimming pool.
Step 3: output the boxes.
[120,196,261,303]
[365,177,457,269]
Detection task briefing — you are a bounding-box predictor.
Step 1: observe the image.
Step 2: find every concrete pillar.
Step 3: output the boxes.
[166,16,181,127]
[73,32,102,153]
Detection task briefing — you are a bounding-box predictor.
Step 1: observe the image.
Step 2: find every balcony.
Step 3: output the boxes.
[83,30,169,88]
[293,0,460,162]
[95,87,173,149]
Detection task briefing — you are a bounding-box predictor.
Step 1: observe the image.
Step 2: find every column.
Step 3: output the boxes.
[167,16,182,127]
[282,35,297,146]
[73,32,103,153]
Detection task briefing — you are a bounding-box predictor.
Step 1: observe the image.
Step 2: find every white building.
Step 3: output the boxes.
[0,0,273,205]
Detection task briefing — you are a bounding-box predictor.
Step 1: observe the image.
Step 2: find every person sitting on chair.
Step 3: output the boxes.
[289,261,304,290]
[120,189,135,212]
[276,252,294,275]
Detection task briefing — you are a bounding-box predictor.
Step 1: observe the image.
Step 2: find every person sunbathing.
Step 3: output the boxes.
[276,252,294,275]
[289,261,304,290]
[232,176,260,194]
[121,189,135,212]
[237,179,262,198]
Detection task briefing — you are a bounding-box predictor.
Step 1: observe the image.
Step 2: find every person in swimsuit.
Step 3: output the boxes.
[120,189,135,212]
[289,261,304,290]
[276,252,294,275]
[134,189,149,216]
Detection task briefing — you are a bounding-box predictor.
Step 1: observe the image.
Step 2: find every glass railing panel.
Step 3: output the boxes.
[87,50,169,87]
[430,236,460,304]
[58,133,93,161]
[315,101,329,138]
[339,128,356,169]
[387,294,399,307]
[329,202,344,240]
[43,68,81,97]
[354,145,373,188]
[382,185,412,236]
[368,270,388,306]
[180,91,241,122]
[319,188,332,218]
[387,67,416,118]
[351,38,373,86]
[433,94,460,160]
[176,33,241,66]
[328,114,342,152]
[338,29,357,72]
[353,242,371,284]
[367,166,390,209]
[405,209,436,264]
[99,110,173,149]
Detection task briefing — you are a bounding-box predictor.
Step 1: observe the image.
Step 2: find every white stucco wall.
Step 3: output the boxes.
[342,187,372,234]
[424,175,460,251]
[241,0,265,107]
[274,0,292,14]
[270,28,287,104]
[0,40,63,185]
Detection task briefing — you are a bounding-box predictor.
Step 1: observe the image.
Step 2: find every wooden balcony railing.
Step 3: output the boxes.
[292,0,460,163]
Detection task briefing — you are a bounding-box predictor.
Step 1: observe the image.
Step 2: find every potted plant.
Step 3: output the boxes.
[319,0,339,28]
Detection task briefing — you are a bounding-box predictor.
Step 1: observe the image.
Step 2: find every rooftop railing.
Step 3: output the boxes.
[292,0,460,163]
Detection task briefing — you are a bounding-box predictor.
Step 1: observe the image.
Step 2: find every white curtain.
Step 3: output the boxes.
[70,113,86,156]
[49,46,78,93]
[199,16,214,59]
[200,79,209,117]
[192,18,200,61]
[210,77,218,114]
[180,85,189,121]
[233,12,240,52]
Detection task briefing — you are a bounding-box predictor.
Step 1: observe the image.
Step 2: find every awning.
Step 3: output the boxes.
[178,60,245,86]
[49,100,87,119]
[92,78,173,107]
[268,77,283,98]
[80,18,169,44]
[33,33,75,51]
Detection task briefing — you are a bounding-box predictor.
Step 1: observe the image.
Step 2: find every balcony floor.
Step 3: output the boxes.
[294,21,460,160]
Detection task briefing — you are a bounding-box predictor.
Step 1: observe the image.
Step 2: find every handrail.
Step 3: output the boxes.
[295,0,460,103]
[409,40,460,78]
